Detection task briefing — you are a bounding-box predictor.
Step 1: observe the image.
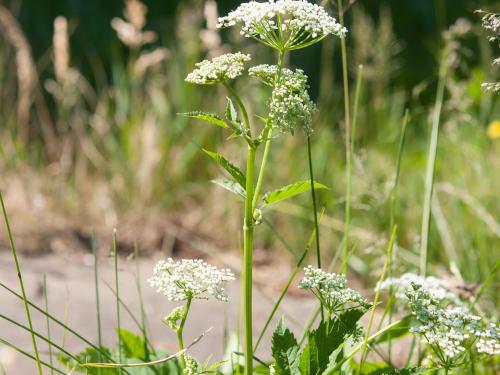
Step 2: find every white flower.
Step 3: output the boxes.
[148,258,235,302]
[250,64,316,135]
[298,266,370,313]
[218,0,347,50]
[376,272,461,305]
[185,52,251,85]
[405,283,492,362]
[476,323,500,356]
[164,305,184,331]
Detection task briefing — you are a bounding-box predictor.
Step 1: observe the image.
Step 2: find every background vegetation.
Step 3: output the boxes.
[0,0,498,306]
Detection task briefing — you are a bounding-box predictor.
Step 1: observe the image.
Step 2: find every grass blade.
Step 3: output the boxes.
[91,233,103,375]
[113,229,123,374]
[0,192,44,375]
[420,59,447,276]
[0,338,63,375]
[357,225,398,374]
[43,274,54,375]
[254,209,324,352]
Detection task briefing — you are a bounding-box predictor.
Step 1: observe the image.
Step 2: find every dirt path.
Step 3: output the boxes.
[0,252,315,374]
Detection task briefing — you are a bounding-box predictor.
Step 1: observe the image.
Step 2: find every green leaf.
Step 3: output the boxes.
[226,97,238,123]
[119,329,147,361]
[179,111,229,129]
[263,181,328,207]
[203,149,246,188]
[356,363,427,375]
[211,178,246,198]
[372,315,417,345]
[271,318,301,375]
[299,309,365,375]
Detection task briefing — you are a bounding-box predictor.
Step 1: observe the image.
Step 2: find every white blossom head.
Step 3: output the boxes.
[148,258,235,302]
[405,283,498,363]
[376,272,462,305]
[298,266,370,313]
[250,64,316,135]
[185,52,251,85]
[218,0,347,51]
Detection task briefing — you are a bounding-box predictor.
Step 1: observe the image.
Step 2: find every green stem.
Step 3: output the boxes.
[243,145,256,375]
[0,193,44,375]
[307,136,324,322]
[177,298,192,370]
[252,126,273,210]
[223,82,251,132]
[420,59,447,276]
[357,225,398,375]
[113,230,123,374]
[338,0,352,275]
[43,274,54,375]
[91,233,103,375]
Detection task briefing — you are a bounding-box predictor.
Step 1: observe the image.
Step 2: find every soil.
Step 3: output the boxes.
[0,251,316,374]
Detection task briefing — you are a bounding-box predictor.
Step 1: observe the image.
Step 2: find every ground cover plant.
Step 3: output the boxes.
[0,0,499,374]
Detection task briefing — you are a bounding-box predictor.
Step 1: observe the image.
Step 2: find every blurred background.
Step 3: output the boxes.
[0,0,499,305]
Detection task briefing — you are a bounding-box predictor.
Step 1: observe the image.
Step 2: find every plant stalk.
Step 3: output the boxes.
[243,145,256,375]
[177,298,192,370]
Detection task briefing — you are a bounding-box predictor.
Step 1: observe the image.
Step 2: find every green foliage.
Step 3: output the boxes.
[271,309,365,375]
[203,149,246,188]
[179,112,230,129]
[211,178,246,198]
[262,181,328,207]
[119,328,148,361]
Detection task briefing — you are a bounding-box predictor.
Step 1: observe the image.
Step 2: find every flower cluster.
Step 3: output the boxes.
[376,272,461,305]
[298,266,370,313]
[250,65,316,135]
[185,53,251,85]
[475,323,500,356]
[406,283,500,362]
[218,0,347,50]
[148,258,235,302]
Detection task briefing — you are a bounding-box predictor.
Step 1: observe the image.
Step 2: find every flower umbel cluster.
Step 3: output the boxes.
[148,258,235,302]
[376,272,461,305]
[218,0,346,51]
[406,283,500,364]
[250,64,316,135]
[185,53,251,85]
[298,266,370,314]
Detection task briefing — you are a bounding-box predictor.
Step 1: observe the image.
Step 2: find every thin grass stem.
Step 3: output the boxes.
[357,225,398,374]
[43,274,54,375]
[338,0,352,275]
[0,192,44,375]
[91,233,103,375]
[0,338,63,375]
[113,230,123,374]
[254,210,324,351]
[420,59,447,276]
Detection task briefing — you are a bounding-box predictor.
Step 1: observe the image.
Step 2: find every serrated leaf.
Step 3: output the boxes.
[263,181,328,207]
[119,328,147,361]
[272,318,301,375]
[179,111,229,129]
[211,178,246,198]
[300,309,365,375]
[203,149,246,188]
[372,315,417,345]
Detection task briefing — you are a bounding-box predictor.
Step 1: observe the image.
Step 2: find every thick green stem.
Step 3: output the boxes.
[243,149,256,374]
[177,298,192,370]
[243,145,256,375]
